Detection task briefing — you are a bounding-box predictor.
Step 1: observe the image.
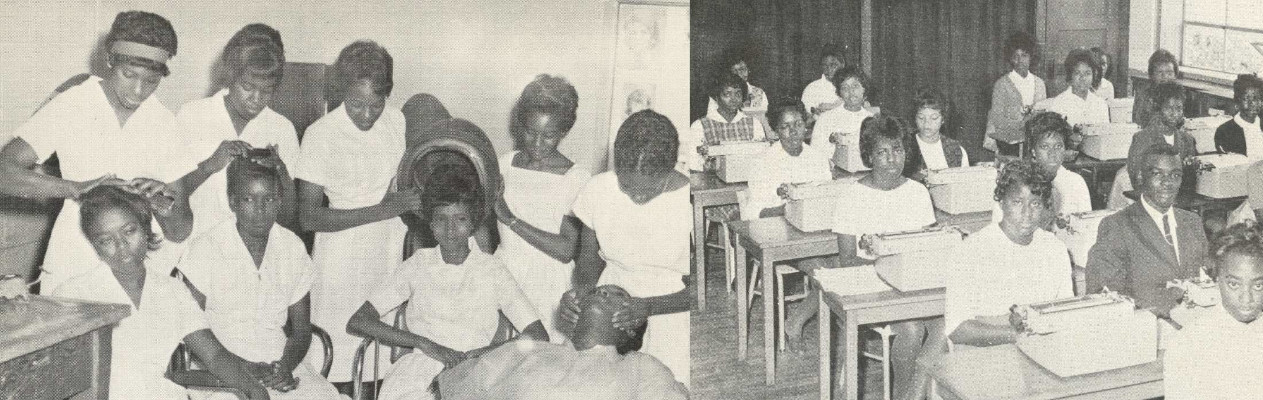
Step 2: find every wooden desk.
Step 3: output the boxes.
[932,344,1163,400]
[691,171,748,312]
[1,296,130,399]
[817,285,945,400]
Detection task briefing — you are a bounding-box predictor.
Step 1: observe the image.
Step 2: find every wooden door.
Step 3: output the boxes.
[1037,0,1129,97]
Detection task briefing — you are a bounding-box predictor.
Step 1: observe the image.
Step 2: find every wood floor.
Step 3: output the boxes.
[690,249,887,400]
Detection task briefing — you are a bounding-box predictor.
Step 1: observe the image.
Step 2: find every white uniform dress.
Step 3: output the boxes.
[15,76,192,294]
[570,171,692,387]
[1164,303,1263,400]
[368,238,540,400]
[801,75,839,112]
[1037,89,1110,127]
[176,89,300,238]
[294,104,408,383]
[812,106,873,169]
[178,218,340,399]
[831,180,936,259]
[54,262,209,400]
[942,223,1074,347]
[742,143,832,217]
[496,151,591,342]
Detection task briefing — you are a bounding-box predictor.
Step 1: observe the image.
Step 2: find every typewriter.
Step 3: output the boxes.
[1107,97,1134,123]
[924,165,997,215]
[1193,153,1252,199]
[1185,115,1232,154]
[707,141,769,183]
[1014,292,1157,377]
[782,176,864,232]
[1078,123,1141,160]
[867,226,964,292]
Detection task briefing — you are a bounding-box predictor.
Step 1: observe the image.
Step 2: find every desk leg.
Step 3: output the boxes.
[694,202,707,311]
[736,234,749,361]
[842,311,860,400]
[92,328,114,400]
[763,253,777,385]
[819,291,831,400]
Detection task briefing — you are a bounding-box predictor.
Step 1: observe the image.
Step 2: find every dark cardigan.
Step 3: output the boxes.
[904,134,966,178]
[1214,117,1260,156]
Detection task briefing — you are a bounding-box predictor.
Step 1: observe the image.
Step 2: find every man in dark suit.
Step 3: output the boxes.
[1088,143,1209,318]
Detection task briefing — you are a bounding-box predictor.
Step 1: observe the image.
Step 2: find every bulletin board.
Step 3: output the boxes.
[606,0,690,170]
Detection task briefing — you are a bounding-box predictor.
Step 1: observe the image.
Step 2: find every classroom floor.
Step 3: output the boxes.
[691,247,887,400]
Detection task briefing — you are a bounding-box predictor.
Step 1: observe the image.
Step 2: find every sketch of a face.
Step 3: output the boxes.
[623,16,658,53]
[624,83,655,116]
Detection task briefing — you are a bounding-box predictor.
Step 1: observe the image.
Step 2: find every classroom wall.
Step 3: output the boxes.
[1128,0,1185,73]
[0,0,630,278]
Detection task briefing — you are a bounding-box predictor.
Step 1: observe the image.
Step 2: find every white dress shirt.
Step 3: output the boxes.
[1235,114,1263,161]
[802,75,840,111]
[1008,70,1039,106]
[1038,88,1111,127]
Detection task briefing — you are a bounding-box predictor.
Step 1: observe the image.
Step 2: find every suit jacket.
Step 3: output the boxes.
[1086,202,1208,317]
[1214,118,1248,155]
[986,73,1047,144]
[1125,122,1199,187]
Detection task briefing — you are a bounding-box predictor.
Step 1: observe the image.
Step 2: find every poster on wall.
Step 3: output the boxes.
[607,0,689,170]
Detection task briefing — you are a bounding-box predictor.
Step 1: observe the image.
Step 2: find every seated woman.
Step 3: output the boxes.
[935,160,1074,352]
[1214,74,1263,159]
[813,66,877,170]
[707,53,768,114]
[687,71,767,172]
[178,158,340,399]
[990,112,1091,224]
[1165,221,1263,400]
[986,31,1046,156]
[742,102,832,219]
[1133,49,1181,128]
[904,88,969,182]
[788,115,938,400]
[347,169,547,400]
[1036,48,1109,127]
[53,185,267,400]
[435,285,688,400]
[1126,82,1198,188]
[1090,47,1115,100]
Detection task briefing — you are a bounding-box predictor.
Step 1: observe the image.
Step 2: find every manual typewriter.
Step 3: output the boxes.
[706,141,769,183]
[867,226,964,292]
[1013,292,1158,377]
[924,165,997,215]
[781,176,864,232]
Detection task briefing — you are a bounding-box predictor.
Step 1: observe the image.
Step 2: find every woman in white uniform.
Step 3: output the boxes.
[55,186,268,400]
[178,24,300,238]
[989,112,1092,225]
[495,75,591,342]
[566,110,693,386]
[295,40,412,393]
[813,65,877,171]
[1036,48,1109,127]
[0,11,194,294]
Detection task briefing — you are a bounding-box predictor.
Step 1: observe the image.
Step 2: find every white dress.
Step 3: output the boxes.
[1164,303,1263,400]
[368,238,540,400]
[571,172,692,387]
[830,180,936,259]
[801,75,839,111]
[812,106,873,169]
[1037,89,1110,127]
[294,104,408,383]
[178,218,340,399]
[742,144,832,217]
[14,76,193,294]
[496,151,591,342]
[176,89,301,238]
[54,263,209,400]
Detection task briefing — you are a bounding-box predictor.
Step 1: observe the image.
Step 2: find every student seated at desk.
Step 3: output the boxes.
[1087,143,1209,319]
[1133,50,1180,129]
[687,71,767,172]
[54,185,268,400]
[1164,221,1263,400]
[435,285,688,400]
[347,170,548,400]
[1035,48,1109,127]
[939,160,1074,350]
[989,112,1092,224]
[812,66,877,165]
[904,88,969,182]
[707,53,768,114]
[801,44,846,117]
[178,158,340,399]
[1126,82,1198,188]
[742,102,832,219]
[787,115,938,400]
[1213,74,1263,160]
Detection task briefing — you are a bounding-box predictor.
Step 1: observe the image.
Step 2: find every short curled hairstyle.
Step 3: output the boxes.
[993,158,1054,207]
[78,185,162,252]
[226,157,280,197]
[858,115,910,169]
[1003,31,1037,64]
[767,101,807,131]
[1064,48,1102,89]
[1233,74,1263,103]
[711,71,748,103]
[105,11,178,76]
[221,24,285,85]
[1147,49,1179,79]
[1209,221,1263,277]
[420,164,487,225]
[912,87,950,124]
[832,65,872,100]
[613,110,678,176]
[1023,111,1072,157]
[511,75,579,149]
[332,40,393,98]
[1150,82,1185,112]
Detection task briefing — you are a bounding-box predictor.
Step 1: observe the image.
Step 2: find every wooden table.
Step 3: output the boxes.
[932,344,1163,400]
[1,296,130,399]
[817,285,945,400]
[691,171,748,312]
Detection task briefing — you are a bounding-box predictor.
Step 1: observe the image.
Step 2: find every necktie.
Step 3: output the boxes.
[1163,212,1180,263]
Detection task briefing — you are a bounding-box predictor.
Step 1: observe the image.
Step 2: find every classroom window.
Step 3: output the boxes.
[1181,0,1263,78]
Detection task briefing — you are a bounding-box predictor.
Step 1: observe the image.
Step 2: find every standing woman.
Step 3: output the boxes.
[295,40,413,392]
[566,110,693,386]
[904,88,969,182]
[0,11,194,293]
[495,75,592,342]
[178,24,300,237]
[986,32,1047,157]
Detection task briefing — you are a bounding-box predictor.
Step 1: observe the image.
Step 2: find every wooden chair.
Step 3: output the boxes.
[166,325,334,396]
[349,302,519,400]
